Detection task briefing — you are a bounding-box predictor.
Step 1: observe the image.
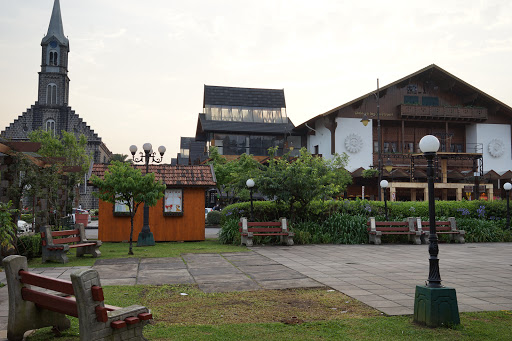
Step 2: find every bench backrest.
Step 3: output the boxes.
[239,217,289,233]
[41,225,86,246]
[417,217,457,232]
[368,217,414,232]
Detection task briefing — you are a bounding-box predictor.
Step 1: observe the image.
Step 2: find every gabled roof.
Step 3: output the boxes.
[91,164,216,187]
[197,114,295,135]
[296,64,512,129]
[42,0,69,46]
[204,85,286,108]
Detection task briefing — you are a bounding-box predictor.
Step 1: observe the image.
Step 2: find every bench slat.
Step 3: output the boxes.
[239,227,283,233]
[51,229,80,237]
[68,243,97,248]
[19,270,74,295]
[367,227,410,232]
[238,222,281,227]
[242,233,289,236]
[21,287,78,317]
[55,236,81,244]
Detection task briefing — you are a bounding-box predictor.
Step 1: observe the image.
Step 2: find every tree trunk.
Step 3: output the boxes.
[128,214,134,255]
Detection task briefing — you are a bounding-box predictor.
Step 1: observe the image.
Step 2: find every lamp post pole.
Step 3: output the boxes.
[246,179,255,222]
[414,135,460,327]
[380,180,389,221]
[130,143,166,247]
[505,182,512,229]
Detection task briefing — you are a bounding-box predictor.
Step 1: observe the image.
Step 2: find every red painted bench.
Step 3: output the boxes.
[3,255,151,341]
[415,217,465,244]
[239,217,294,247]
[367,217,423,245]
[41,224,102,263]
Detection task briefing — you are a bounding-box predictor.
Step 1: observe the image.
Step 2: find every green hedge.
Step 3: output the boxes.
[218,199,511,245]
[206,211,222,225]
[16,234,42,259]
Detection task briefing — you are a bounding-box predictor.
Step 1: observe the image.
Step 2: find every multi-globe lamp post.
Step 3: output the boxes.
[504,182,512,229]
[413,135,460,327]
[129,143,166,246]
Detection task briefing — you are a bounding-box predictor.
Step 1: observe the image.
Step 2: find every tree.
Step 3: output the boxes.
[90,161,165,255]
[207,147,261,204]
[111,154,131,163]
[29,130,92,221]
[256,147,352,219]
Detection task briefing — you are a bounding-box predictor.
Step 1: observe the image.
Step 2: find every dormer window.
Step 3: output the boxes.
[46,83,57,104]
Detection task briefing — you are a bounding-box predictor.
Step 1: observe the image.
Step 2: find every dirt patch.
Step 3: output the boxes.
[139,285,381,326]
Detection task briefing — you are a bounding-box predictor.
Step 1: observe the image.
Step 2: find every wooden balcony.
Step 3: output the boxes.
[399,104,487,121]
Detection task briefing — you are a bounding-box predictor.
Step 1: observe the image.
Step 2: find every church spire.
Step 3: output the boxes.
[42,0,69,46]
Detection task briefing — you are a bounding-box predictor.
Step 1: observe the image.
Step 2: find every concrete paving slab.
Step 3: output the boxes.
[259,278,323,290]
[94,258,139,265]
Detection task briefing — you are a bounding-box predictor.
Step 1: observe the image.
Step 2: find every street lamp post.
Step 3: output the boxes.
[246,179,255,222]
[413,134,459,327]
[380,180,389,221]
[504,182,512,229]
[361,79,382,200]
[130,143,166,247]
[246,179,255,221]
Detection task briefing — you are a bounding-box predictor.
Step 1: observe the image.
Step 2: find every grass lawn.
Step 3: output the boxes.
[27,240,249,268]
[27,285,512,340]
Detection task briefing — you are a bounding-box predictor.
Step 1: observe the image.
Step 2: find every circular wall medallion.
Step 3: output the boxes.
[344,133,363,153]
[488,138,505,158]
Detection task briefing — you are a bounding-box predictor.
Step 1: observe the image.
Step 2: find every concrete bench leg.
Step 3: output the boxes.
[280,233,294,246]
[42,246,69,263]
[245,232,254,247]
[369,231,382,245]
[409,232,422,245]
[3,255,71,341]
[76,244,102,258]
[71,269,150,341]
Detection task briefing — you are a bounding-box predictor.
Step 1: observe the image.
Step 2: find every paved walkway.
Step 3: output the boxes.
[1,243,511,338]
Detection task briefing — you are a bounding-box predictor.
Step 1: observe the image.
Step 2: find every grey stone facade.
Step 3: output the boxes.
[0,0,111,209]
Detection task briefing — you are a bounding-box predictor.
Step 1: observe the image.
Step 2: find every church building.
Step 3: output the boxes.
[0,0,111,165]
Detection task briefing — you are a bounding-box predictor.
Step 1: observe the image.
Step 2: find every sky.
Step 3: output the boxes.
[1,0,512,162]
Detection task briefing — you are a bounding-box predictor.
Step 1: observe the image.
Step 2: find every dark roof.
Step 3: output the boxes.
[91,164,216,187]
[197,114,295,135]
[204,85,286,108]
[180,137,195,149]
[296,64,512,130]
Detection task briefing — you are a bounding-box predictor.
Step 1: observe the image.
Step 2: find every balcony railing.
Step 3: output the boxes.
[399,104,488,121]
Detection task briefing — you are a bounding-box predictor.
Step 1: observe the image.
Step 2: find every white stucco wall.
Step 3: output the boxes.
[307,119,332,159]
[334,118,373,171]
[466,123,512,173]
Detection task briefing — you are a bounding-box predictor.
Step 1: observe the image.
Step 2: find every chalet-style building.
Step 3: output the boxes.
[0,0,111,209]
[295,64,512,201]
[92,164,216,242]
[176,85,302,165]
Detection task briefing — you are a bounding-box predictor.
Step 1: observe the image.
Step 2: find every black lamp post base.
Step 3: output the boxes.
[413,285,460,327]
[136,231,155,246]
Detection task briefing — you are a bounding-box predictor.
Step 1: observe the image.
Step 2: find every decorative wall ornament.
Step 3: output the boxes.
[344,133,364,153]
[488,138,505,158]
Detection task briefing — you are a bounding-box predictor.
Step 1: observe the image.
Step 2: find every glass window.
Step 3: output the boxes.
[211,107,221,120]
[242,108,253,122]
[404,96,419,104]
[46,84,57,104]
[164,189,183,215]
[422,96,439,106]
[222,107,231,121]
[231,107,242,121]
[45,119,55,134]
[253,108,263,122]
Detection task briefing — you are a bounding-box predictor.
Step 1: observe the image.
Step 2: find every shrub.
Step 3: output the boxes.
[292,213,367,244]
[20,214,34,223]
[16,233,42,259]
[218,218,241,245]
[206,210,222,225]
[456,218,505,242]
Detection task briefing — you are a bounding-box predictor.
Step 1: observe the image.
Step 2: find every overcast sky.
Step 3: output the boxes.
[1,0,512,162]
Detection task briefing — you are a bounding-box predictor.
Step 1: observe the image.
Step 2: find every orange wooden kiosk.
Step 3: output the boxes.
[91,164,216,242]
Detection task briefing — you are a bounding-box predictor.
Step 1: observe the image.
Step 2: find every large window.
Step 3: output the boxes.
[45,119,55,134]
[212,134,285,156]
[46,84,57,104]
[49,51,59,66]
[204,105,287,123]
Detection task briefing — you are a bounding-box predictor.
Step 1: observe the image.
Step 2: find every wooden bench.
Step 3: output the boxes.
[238,217,294,247]
[41,223,102,263]
[415,217,465,244]
[3,255,152,341]
[367,217,423,245]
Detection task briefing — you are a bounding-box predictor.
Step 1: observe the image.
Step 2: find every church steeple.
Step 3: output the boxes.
[38,0,70,106]
[42,0,69,46]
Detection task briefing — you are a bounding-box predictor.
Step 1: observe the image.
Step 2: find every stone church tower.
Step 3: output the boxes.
[1,0,111,165]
